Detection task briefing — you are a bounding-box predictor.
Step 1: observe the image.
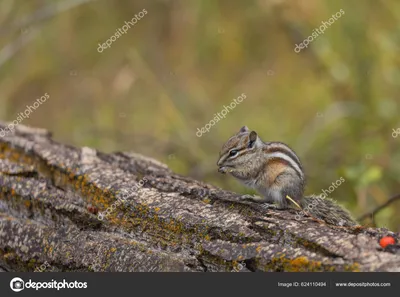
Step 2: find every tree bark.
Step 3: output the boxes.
[0,122,399,272]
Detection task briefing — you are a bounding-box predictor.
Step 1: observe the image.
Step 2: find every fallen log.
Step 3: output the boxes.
[0,122,399,272]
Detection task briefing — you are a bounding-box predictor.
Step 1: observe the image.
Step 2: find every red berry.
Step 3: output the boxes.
[87,205,98,214]
[379,236,396,248]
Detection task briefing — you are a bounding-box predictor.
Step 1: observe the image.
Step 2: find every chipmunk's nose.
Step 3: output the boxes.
[217,159,222,166]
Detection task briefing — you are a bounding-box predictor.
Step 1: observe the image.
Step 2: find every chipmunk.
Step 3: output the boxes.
[217,126,357,227]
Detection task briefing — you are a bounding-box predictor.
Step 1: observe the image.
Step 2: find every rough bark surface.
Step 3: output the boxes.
[0,122,399,272]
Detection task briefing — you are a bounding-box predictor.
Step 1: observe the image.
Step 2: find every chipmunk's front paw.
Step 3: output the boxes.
[218,166,236,174]
[218,166,228,174]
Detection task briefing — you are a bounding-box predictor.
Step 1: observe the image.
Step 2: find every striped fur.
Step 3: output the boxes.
[264,142,304,181]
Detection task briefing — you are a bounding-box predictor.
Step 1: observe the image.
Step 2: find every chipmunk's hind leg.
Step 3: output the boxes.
[273,172,304,209]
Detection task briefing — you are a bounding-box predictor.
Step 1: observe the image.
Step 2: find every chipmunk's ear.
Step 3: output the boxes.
[239,126,249,133]
[249,131,258,148]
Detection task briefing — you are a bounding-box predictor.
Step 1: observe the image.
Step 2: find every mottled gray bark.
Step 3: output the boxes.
[0,122,399,272]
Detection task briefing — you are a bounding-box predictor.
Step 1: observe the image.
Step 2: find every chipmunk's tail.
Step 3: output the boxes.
[299,194,358,227]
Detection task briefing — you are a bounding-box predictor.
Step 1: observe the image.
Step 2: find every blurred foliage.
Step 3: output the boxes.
[0,0,399,231]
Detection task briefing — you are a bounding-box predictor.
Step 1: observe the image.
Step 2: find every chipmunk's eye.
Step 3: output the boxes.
[229,150,238,157]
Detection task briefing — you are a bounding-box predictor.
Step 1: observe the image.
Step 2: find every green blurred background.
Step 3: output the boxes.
[0,0,399,231]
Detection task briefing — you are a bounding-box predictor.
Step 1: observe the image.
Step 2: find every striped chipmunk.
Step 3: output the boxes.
[217,126,357,227]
